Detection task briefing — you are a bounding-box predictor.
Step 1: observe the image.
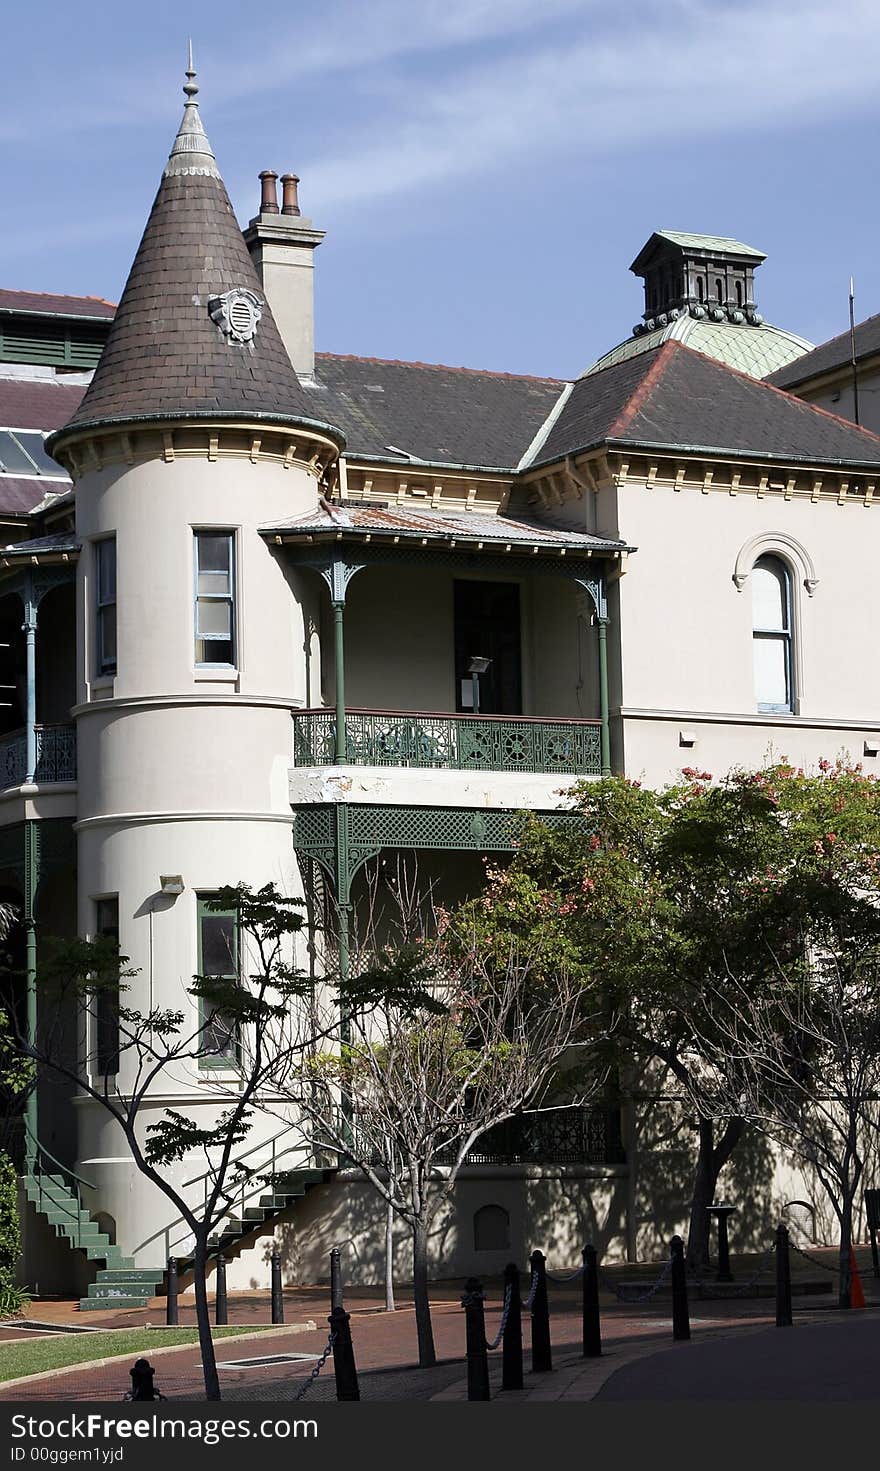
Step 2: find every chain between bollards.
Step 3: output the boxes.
[582,1244,602,1358]
[501,1262,523,1391]
[329,1304,360,1400]
[529,1249,552,1373]
[775,1222,793,1327]
[271,1247,284,1324]
[670,1235,690,1341]
[165,1257,178,1326]
[214,1255,228,1326]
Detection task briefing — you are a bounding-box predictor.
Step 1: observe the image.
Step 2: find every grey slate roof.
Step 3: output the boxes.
[767,313,880,390]
[55,88,342,442]
[303,354,566,471]
[0,377,86,432]
[0,531,79,556]
[534,341,880,470]
[0,477,53,516]
[0,290,116,320]
[263,502,626,552]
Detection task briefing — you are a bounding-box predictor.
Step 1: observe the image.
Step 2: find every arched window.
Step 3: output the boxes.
[752,555,794,713]
[696,277,705,303]
[735,281,743,307]
[715,277,724,303]
[473,1204,510,1251]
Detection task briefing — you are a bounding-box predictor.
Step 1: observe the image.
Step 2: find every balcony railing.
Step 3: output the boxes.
[292,709,602,776]
[346,1108,625,1168]
[0,723,77,789]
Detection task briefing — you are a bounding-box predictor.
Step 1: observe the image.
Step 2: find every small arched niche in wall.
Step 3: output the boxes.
[473,1203,510,1252]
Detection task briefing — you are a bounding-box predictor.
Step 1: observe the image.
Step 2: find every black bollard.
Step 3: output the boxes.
[582,1245,602,1358]
[329,1304,360,1401]
[166,1257,178,1326]
[775,1223,793,1327]
[462,1277,491,1401]
[330,1246,343,1311]
[501,1262,523,1392]
[529,1249,552,1373]
[670,1236,690,1342]
[271,1247,284,1324]
[215,1255,228,1326]
[126,1358,159,1401]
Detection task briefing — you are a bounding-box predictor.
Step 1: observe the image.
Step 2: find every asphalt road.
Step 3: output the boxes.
[596,1314,880,1400]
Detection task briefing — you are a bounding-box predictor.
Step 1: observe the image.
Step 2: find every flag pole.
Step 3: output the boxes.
[849,276,860,426]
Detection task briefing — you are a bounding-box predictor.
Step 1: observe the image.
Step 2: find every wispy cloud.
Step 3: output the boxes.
[290,0,880,214]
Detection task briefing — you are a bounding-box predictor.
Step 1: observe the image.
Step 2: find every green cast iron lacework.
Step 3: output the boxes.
[292,710,602,775]
[0,724,77,788]
[292,802,581,900]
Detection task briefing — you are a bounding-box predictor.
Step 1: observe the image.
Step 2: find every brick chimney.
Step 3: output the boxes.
[242,170,324,379]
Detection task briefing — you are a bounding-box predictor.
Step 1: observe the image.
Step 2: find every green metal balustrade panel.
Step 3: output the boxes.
[292,710,601,776]
[0,724,77,789]
[292,801,581,901]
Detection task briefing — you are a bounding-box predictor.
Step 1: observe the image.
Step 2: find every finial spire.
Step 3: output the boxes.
[184,39,198,101]
[165,44,217,178]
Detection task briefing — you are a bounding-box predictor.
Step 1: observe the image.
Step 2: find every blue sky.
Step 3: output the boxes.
[1,0,876,378]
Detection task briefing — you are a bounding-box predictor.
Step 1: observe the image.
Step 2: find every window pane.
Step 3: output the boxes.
[196,534,231,575]
[0,430,40,474]
[752,560,786,631]
[99,605,116,671]
[201,913,236,976]
[95,898,119,1074]
[195,636,233,665]
[203,1009,238,1060]
[97,539,116,602]
[754,635,789,709]
[197,569,231,596]
[196,598,231,638]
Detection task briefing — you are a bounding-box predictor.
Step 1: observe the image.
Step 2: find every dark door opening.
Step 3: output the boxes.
[454,580,522,715]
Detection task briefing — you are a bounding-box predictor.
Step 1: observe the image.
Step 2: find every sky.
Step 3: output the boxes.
[1,0,878,379]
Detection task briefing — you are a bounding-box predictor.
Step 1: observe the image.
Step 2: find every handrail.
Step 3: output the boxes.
[25,1123,96,1192]
[132,1126,332,1262]
[293,707,602,726]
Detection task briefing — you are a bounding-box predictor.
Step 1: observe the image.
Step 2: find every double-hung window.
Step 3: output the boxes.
[94,896,120,1076]
[95,538,117,677]
[752,555,794,713]
[197,894,240,1067]
[194,531,235,667]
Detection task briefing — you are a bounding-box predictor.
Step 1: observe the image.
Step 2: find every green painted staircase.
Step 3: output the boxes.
[176,1166,336,1274]
[23,1171,164,1311]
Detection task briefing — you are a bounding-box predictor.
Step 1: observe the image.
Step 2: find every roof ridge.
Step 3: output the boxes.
[0,288,117,308]
[667,339,880,447]
[606,343,675,438]
[315,351,566,384]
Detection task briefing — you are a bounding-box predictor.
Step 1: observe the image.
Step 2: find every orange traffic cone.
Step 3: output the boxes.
[850,1247,866,1309]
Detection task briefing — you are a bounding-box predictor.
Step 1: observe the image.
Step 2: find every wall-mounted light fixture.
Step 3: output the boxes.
[159,875,185,896]
[467,655,492,716]
[679,730,697,748]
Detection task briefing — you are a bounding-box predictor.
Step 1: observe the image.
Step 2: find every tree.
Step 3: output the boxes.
[8,883,360,1399]
[685,759,880,1305]
[276,883,602,1368]
[464,771,807,1269]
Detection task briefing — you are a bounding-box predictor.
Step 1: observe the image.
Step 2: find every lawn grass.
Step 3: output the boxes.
[0,1324,269,1382]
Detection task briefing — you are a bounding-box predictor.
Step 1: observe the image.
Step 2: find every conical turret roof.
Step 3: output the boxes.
[56,59,342,444]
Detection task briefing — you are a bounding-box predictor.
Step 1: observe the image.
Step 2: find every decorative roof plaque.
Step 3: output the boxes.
[208,288,263,345]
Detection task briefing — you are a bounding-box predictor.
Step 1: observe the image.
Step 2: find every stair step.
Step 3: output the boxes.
[86,1280,158,1298]
[96,1268,158,1283]
[78,1294,153,1311]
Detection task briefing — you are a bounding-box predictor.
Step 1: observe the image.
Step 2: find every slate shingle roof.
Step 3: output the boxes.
[303,354,566,471]
[0,377,87,431]
[56,93,342,441]
[0,290,116,320]
[0,477,53,516]
[767,313,880,390]
[534,341,880,469]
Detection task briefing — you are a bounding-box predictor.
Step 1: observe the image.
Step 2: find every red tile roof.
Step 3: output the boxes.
[0,289,116,319]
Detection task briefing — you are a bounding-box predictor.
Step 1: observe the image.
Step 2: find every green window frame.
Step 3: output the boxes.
[196,893,240,1068]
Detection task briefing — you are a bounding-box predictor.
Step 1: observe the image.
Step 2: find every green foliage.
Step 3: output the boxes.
[144,1107,253,1167]
[0,1283,29,1318]
[0,1150,21,1293]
